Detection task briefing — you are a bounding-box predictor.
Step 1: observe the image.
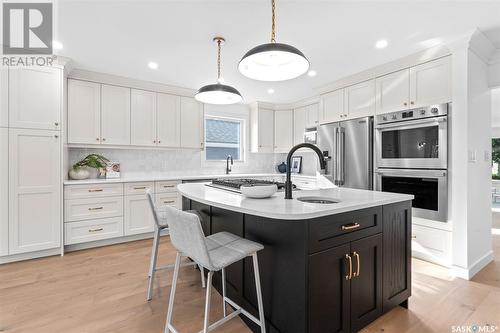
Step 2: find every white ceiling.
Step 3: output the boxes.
[56,0,500,104]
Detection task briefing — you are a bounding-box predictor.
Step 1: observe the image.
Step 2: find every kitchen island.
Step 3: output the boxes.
[178,183,413,333]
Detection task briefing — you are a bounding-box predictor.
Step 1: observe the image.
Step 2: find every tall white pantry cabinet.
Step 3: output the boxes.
[0,66,63,262]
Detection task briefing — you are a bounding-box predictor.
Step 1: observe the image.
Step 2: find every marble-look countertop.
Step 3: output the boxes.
[178,183,414,220]
[63,173,286,185]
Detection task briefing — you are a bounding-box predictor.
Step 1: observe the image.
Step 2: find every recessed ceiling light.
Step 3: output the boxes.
[52,40,63,50]
[307,70,317,77]
[375,39,388,49]
[148,62,159,70]
[267,88,275,94]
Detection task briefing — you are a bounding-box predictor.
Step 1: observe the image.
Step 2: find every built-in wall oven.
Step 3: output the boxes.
[374,103,450,222]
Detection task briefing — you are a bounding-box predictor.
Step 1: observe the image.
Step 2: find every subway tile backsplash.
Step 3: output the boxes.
[68,148,288,178]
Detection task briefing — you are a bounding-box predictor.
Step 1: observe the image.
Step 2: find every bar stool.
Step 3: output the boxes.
[161,205,266,333]
[146,191,206,301]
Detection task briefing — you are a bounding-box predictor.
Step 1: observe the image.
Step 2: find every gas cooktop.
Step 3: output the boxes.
[206,178,296,193]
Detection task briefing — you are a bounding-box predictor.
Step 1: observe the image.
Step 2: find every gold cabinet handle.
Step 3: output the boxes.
[133,186,147,190]
[403,102,408,106]
[410,101,415,105]
[88,228,103,233]
[163,185,175,188]
[96,138,100,141]
[345,254,352,280]
[163,200,175,204]
[341,222,360,231]
[88,207,103,211]
[88,189,103,192]
[353,251,360,277]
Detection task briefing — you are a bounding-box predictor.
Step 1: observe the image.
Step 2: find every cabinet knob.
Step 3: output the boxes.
[410,101,415,105]
[403,102,407,106]
[96,138,100,141]
[153,140,156,143]
[54,122,59,126]
[158,140,161,144]
[102,138,106,141]
[54,135,59,138]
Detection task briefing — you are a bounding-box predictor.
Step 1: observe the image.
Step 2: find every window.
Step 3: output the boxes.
[493,138,500,180]
[205,116,243,161]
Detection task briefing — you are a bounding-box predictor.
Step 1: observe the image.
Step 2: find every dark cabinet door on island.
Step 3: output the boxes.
[309,243,351,333]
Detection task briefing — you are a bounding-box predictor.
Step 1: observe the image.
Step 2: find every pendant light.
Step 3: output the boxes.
[238,0,309,81]
[195,37,243,105]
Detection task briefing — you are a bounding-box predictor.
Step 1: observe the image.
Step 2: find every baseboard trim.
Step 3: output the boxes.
[64,231,169,252]
[451,250,494,280]
[0,248,61,264]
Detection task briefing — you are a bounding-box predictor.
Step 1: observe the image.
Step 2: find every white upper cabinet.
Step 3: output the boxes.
[131,89,157,146]
[251,107,274,153]
[0,128,8,256]
[0,67,7,127]
[180,97,204,149]
[67,79,101,144]
[293,107,307,145]
[9,67,61,130]
[157,93,181,147]
[409,56,451,108]
[9,128,61,254]
[375,69,410,114]
[101,85,131,145]
[305,103,319,127]
[320,89,344,123]
[274,110,293,153]
[344,79,376,120]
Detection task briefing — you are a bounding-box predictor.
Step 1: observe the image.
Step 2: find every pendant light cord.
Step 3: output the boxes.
[217,39,222,81]
[271,0,276,43]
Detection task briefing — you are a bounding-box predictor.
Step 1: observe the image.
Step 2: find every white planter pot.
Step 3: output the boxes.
[69,168,90,180]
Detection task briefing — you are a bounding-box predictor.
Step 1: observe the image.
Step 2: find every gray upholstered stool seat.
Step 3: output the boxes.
[162,205,266,333]
[146,191,206,301]
[206,232,264,270]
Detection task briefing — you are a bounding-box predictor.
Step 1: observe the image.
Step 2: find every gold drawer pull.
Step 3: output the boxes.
[353,251,360,277]
[341,222,360,231]
[88,207,103,211]
[133,186,147,190]
[163,185,175,188]
[163,200,175,204]
[88,189,103,192]
[345,254,352,280]
[88,228,103,233]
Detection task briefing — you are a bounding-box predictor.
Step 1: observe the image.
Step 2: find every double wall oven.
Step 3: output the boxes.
[374,103,449,222]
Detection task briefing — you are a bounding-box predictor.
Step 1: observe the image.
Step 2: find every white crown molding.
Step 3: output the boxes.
[68,68,197,97]
[468,29,497,64]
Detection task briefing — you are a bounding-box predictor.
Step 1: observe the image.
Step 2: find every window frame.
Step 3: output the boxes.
[203,115,245,162]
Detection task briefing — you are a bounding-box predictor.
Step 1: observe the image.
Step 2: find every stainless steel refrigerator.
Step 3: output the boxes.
[317,116,373,190]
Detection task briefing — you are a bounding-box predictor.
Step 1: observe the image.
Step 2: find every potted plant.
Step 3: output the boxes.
[69,154,110,180]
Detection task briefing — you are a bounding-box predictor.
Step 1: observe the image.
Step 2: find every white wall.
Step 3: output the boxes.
[492,88,500,137]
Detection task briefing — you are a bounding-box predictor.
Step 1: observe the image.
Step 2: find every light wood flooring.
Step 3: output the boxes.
[1,214,499,333]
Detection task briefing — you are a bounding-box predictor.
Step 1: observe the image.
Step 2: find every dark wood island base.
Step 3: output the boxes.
[183,198,412,333]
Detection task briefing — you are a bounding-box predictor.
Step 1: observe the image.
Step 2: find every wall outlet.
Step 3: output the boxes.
[468,149,477,163]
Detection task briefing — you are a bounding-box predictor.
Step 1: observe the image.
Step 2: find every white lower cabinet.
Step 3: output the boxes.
[0,128,8,256]
[411,223,452,266]
[124,194,155,235]
[64,196,123,222]
[65,217,123,245]
[156,193,181,209]
[8,128,61,254]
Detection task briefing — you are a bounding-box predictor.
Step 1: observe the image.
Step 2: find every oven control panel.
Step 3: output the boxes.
[376,103,449,124]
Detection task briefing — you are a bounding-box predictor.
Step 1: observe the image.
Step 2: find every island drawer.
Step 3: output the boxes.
[64,217,124,245]
[308,206,382,253]
[64,183,124,199]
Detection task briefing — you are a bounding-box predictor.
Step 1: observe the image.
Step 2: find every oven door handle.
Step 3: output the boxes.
[375,116,446,130]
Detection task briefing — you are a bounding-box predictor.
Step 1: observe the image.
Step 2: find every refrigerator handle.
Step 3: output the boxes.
[334,127,339,185]
[340,127,346,185]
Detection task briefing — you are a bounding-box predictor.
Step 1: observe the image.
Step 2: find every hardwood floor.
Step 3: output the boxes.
[1,214,499,333]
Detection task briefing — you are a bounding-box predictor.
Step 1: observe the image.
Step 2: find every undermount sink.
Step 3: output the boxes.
[296,196,340,204]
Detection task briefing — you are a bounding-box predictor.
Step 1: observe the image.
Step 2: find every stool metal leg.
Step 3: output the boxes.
[165,251,182,333]
[252,253,266,333]
[147,226,161,301]
[203,271,214,333]
[199,264,206,288]
[221,267,227,317]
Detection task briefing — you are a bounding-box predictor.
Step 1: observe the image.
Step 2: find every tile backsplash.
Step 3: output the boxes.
[68,148,288,178]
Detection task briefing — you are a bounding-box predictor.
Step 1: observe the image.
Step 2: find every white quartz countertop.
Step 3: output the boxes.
[178,183,414,220]
[63,173,285,185]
